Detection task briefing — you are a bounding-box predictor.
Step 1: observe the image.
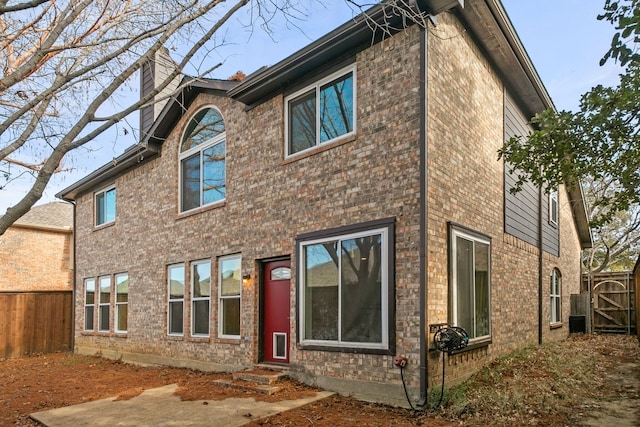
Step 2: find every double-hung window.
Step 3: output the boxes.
[95,186,116,226]
[98,276,111,332]
[168,264,185,335]
[179,107,226,212]
[285,66,356,157]
[191,260,211,337]
[219,255,241,338]
[115,273,129,333]
[298,220,393,351]
[84,278,96,331]
[550,269,562,324]
[449,224,491,342]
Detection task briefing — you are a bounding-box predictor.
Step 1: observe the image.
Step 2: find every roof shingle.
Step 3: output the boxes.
[13,202,73,230]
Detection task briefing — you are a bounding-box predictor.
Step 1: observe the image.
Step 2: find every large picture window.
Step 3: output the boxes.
[115,273,128,333]
[550,269,562,324]
[98,276,111,332]
[218,255,241,338]
[449,224,491,342]
[179,107,226,212]
[298,220,392,351]
[168,264,185,336]
[84,278,95,331]
[95,186,116,226]
[191,260,211,337]
[285,66,356,156]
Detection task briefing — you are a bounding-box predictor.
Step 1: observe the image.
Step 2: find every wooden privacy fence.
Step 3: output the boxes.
[584,272,636,335]
[0,291,73,359]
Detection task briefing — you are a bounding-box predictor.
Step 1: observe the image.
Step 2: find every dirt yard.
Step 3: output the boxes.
[1,334,638,427]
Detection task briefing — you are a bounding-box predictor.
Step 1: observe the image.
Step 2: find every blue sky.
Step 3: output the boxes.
[0,0,623,214]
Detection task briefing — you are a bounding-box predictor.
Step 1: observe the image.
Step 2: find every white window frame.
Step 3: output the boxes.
[98,275,111,332]
[84,278,96,332]
[298,226,390,351]
[167,264,185,336]
[191,260,211,337]
[549,189,559,226]
[95,185,116,226]
[550,269,562,324]
[115,273,128,334]
[178,106,226,213]
[284,65,357,158]
[218,255,242,339]
[450,226,492,343]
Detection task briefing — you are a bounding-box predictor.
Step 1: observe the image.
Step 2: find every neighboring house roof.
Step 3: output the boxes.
[10,202,73,232]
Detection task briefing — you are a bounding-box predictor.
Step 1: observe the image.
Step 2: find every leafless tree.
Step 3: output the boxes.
[0,0,310,234]
[0,0,442,235]
[583,176,640,272]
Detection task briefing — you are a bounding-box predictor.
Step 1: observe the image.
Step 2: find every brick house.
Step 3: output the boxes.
[0,202,73,291]
[58,0,591,406]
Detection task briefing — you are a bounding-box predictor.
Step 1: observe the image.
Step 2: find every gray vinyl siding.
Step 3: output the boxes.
[504,92,539,247]
[503,92,559,256]
[139,61,155,140]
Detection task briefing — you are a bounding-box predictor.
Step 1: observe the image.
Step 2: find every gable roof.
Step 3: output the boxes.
[11,202,73,232]
[57,0,567,212]
[227,5,407,108]
[57,78,237,201]
[228,0,553,118]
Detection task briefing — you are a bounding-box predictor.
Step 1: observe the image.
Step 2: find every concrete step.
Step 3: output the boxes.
[232,369,288,385]
[212,378,281,395]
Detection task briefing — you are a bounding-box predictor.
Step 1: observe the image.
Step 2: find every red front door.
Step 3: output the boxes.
[262,259,291,364]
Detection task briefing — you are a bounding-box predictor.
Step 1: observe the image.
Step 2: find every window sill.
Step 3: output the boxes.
[429,339,492,355]
[189,336,211,343]
[167,334,184,341]
[93,221,115,232]
[282,134,356,164]
[550,322,563,330]
[215,337,241,345]
[176,201,225,220]
[81,331,124,338]
[298,343,393,356]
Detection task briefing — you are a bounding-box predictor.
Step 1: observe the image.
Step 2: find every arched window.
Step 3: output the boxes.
[550,268,562,324]
[179,107,226,212]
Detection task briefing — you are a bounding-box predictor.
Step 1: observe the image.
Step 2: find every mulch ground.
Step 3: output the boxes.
[1,334,638,427]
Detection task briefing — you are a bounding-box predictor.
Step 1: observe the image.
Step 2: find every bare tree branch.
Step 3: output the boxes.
[0,0,49,15]
[0,0,298,234]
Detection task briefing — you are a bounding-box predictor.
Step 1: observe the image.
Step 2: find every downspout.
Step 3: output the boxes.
[418,25,429,407]
[71,201,77,352]
[538,187,543,345]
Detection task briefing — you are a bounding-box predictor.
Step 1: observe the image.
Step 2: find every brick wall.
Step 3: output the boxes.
[544,184,584,342]
[0,226,72,291]
[72,12,584,403]
[73,26,424,398]
[425,13,583,388]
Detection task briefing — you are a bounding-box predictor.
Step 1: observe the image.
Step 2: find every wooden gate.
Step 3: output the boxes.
[586,272,636,334]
